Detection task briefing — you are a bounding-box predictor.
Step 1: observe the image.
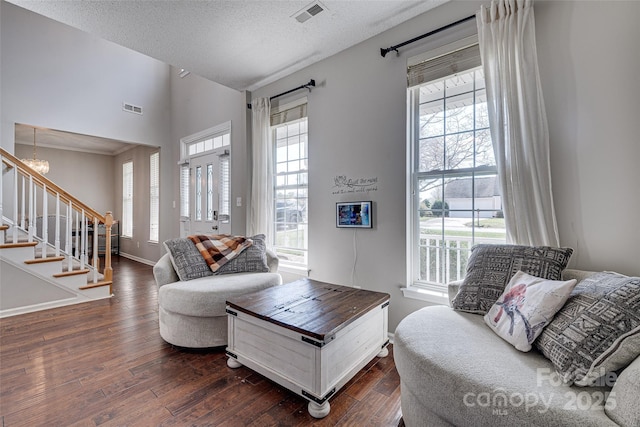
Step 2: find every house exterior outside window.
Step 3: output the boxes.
[406,40,506,303]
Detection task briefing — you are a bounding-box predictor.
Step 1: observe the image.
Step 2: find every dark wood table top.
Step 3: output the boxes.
[226,278,390,341]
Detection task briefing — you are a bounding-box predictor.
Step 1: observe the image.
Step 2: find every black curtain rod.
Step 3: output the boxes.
[380,14,476,58]
[247,79,316,109]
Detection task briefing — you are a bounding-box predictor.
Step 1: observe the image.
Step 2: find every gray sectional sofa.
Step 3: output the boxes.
[394,269,640,426]
[153,243,281,348]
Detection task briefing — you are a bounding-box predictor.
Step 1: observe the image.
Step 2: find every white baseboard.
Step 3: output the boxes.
[118,252,156,266]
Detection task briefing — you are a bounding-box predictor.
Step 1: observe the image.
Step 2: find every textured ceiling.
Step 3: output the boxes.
[8,0,449,92]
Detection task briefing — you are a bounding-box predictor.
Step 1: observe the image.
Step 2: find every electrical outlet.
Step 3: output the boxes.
[137,241,140,248]
[236,197,242,207]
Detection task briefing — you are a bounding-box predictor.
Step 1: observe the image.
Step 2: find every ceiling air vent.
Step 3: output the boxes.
[123,102,143,115]
[293,1,326,23]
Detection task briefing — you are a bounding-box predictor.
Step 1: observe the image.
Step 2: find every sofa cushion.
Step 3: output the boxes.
[606,354,640,426]
[163,238,212,281]
[216,234,270,275]
[158,272,282,317]
[484,271,577,352]
[451,244,573,315]
[535,272,640,386]
[394,306,616,426]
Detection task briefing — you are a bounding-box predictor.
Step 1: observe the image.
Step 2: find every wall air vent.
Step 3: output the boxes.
[293,1,326,23]
[123,102,143,115]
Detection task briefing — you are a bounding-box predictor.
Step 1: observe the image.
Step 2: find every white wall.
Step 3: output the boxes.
[169,69,248,238]
[253,0,640,332]
[535,0,640,274]
[0,1,171,152]
[13,144,115,214]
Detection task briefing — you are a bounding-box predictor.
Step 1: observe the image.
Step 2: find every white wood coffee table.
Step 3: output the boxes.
[225,278,390,418]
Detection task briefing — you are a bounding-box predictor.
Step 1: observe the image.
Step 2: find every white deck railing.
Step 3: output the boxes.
[419,234,505,285]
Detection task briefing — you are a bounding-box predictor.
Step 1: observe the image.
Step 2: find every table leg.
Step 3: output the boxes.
[308,401,330,418]
[226,357,242,369]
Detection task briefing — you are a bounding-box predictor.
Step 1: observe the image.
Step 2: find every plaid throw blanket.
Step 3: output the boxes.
[188,234,253,273]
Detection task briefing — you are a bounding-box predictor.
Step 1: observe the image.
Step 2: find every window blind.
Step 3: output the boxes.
[407,43,481,88]
[122,161,133,238]
[149,152,160,242]
[219,154,230,222]
[271,97,308,126]
[179,163,189,219]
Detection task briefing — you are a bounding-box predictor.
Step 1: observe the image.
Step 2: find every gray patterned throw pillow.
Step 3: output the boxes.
[451,244,573,315]
[535,272,640,386]
[216,234,270,275]
[163,238,212,281]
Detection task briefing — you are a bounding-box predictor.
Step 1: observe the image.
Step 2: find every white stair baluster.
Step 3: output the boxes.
[93,216,99,283]
[20,175,26,230]
[13,168,19,243]
[55,194,61,256]
[41,184,47,259]
[28,175,34,242]
[80,210,86,269]
[66,201,72,271]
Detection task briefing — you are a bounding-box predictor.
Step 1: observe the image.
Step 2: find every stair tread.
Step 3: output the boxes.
[24,256,66,264]
[0,241,39,249]
[79,280,112,290]
[53,269,90,278]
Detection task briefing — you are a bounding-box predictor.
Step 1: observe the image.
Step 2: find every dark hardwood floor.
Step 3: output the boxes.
[0,256,403,426]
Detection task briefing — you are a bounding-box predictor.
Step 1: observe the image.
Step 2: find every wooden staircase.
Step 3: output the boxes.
[0,148,114,318]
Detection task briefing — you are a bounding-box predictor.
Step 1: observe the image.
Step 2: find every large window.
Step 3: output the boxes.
[407,42,506,301]
[122,161,133,238]
[272,100,308,267]
[149,152,159,242]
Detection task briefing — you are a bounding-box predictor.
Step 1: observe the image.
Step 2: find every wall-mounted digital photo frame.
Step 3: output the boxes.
[336,201,373,228]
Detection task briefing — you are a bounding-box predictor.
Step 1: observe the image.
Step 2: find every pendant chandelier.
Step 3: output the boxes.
[22,127,49,175]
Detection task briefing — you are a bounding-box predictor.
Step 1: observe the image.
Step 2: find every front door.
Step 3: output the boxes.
[188,151,231,236]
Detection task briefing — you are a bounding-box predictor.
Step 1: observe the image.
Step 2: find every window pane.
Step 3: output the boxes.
[475,128,496,168]
[445,94,475,134]
[418,137,444,172]
[445,132,475,170]
[419,100,444,138]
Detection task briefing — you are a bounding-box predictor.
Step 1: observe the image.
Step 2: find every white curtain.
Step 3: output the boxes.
[248,98,274,242]
[477,0,560,247]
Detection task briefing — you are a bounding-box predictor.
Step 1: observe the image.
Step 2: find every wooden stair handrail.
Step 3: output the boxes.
[1,147,105,223]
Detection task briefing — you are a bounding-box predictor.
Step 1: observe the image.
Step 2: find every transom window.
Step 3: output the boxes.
[187,133,230,156]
